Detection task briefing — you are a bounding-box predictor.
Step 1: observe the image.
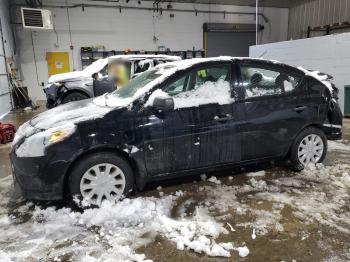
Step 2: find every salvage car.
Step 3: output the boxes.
[11,57,342,206]
[44,54,181,108]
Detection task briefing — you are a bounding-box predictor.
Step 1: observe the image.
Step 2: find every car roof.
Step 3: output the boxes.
[158,56,291,67]
[108,54,182,62]
[154,56,296,72]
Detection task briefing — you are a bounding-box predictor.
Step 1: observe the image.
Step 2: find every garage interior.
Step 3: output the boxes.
[0,0,350,261]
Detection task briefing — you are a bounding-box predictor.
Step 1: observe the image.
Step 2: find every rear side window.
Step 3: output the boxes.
[240,65,301,98]
[134,59,152,74]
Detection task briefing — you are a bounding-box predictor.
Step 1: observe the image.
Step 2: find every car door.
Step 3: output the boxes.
[143,62,242,176]
[237,60,309,161]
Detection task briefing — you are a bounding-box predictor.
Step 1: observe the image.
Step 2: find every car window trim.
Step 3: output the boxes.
[236,60,305,101]
[139,61,237,109]
[160,61,234,94]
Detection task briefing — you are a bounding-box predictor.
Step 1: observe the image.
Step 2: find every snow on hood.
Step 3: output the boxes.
[48,58,108,83]
[13,99,112,157]
[47,55,181,84]
[29,99,111,130]
[47,70,88,84]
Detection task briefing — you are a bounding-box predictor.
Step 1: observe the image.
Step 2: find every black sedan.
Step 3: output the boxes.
[10,57,343,206]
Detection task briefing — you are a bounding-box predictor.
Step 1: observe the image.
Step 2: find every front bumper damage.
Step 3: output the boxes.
[10,149,70,201]
[44,84,65,109]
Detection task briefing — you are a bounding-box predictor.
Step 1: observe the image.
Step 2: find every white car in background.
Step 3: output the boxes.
[44,54,181,108]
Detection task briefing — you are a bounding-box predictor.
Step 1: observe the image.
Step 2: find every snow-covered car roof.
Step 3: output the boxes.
[107,54,182,62]
[48,55,182,83]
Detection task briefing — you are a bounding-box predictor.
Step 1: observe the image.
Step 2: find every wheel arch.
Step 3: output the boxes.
[62,146,142,198]
[61,89,91,101]
[285,123,327,158]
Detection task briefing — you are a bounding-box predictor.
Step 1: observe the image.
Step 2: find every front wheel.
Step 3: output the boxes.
[289,127,327,171]
[69,153,134,207]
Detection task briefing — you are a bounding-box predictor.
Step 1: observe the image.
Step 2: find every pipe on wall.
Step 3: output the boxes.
[12,2,269,22]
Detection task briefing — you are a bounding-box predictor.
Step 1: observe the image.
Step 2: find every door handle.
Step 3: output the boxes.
[293,105,307,112]
[214,114,232,122]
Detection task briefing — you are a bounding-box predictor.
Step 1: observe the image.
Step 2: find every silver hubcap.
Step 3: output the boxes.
[80,163,126,206]
[298,134,324,166]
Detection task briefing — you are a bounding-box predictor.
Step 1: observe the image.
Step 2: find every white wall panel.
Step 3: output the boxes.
[250,32,350,113]
[13,0,289,100]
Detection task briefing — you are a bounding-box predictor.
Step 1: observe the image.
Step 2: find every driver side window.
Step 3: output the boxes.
[164,75,188,96]
[163,64,233,108]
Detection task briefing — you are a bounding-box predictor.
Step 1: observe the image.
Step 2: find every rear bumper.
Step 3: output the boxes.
[322,124,342,140]
[10,150,68,200]
[327,130,342,140]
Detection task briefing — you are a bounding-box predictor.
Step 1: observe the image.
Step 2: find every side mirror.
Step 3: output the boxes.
[152,96,174,111]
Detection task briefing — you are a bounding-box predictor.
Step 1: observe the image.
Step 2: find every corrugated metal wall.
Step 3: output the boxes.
[288,0,350,40]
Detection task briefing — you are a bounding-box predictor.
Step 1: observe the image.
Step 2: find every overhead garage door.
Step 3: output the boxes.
[206,31,256,57]
[203,23,260,58]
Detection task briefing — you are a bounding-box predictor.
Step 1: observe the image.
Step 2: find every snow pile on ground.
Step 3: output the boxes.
[253,163,350,234]
[0,251,12,262]
[328,140,350,152]
[197,161,350,239]
[160,207,232,257]
[1,155,350,260]
[207,176,221,185]
[0,181,235,261]
[246,170,266,177]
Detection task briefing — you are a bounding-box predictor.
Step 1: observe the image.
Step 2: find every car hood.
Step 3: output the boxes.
[30,99,113,130]
[48,71,89,83]
[13,99,112,147]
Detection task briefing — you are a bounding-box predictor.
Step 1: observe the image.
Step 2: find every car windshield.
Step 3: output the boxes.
[110,67,168,99]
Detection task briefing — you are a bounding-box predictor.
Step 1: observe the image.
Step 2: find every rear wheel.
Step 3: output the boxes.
[62,92,89,104]
[289,127,327,171]
[69,153,134,207]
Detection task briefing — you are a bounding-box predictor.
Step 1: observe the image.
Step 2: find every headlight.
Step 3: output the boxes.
[15,125,76,158]
[54,82,64,87]
[48,131,71,143]
[46,125,76,144]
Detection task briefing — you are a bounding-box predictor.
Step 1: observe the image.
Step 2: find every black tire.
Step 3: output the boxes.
[62,92,89,104]
[68,152,134,208]
[289,127,327,171]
